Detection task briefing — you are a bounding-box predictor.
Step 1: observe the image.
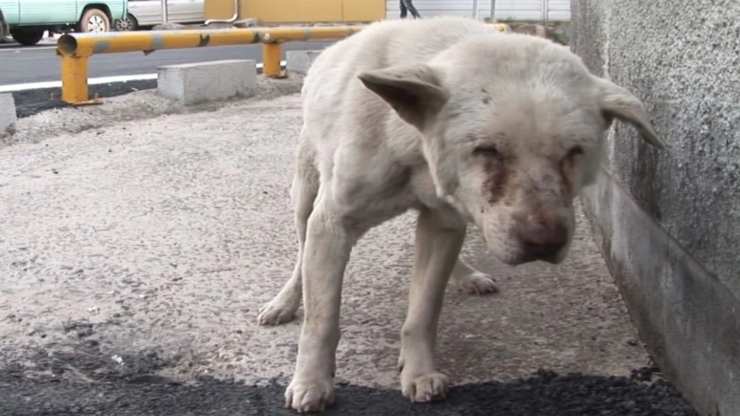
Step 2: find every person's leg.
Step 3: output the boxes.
[405,0,421,18]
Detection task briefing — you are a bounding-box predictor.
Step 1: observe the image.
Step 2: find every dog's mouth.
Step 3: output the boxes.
[490,243,569,266]
[522,253,562,264]
[481,227,571,266]
[498,253,562,266]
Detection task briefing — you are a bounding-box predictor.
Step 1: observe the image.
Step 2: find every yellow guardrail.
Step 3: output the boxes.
[56,23,510,106]
[56,26,363,105]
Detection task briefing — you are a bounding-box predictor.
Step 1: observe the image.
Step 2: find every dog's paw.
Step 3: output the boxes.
[459,271,499,295]
[401,371,449,402]
[285,378,335,412]
[257,300,298,326]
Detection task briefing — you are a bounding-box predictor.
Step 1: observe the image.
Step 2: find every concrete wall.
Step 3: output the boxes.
[571,1,740,415]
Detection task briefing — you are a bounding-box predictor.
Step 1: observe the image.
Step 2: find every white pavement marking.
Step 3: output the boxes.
[0,46,57,53]
[0,74,158,92]
[0,61,284,93]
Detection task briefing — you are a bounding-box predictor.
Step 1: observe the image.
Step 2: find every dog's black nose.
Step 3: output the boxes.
[515,215,568,260]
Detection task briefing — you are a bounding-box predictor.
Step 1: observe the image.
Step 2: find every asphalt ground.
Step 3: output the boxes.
[0,86,698,415]
[9,80,157,118]
[1,360,694,416]
[0,41,330,85]
[2,40,330,119]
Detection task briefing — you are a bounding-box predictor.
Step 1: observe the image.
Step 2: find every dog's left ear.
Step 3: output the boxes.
[595,78,666,149]
[359,64,449,130]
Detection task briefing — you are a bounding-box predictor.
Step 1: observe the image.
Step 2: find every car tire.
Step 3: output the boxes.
[114,13,138,31]
[79,8,110,33]
[10,28,45,46]
[0,10,10,40]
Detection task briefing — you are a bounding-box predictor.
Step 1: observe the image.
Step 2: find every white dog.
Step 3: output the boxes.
[257,17,662,412]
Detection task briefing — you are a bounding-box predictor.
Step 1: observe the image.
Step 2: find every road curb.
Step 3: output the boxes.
[0,93,17,136]
[158,60,257,105]
[286,50,322,75]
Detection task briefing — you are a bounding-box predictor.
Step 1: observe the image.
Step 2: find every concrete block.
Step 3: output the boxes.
[157,59,256,105]
[286,50,322,75]
[0,93,16,134]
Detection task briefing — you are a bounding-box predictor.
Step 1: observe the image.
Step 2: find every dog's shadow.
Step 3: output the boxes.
[2,364,697,416]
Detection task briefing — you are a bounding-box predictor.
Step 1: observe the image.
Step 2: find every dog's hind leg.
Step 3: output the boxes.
[258,142,318,326]
[451,258,499,295]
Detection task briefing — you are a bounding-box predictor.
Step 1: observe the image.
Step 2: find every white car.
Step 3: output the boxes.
[115,0,204,31]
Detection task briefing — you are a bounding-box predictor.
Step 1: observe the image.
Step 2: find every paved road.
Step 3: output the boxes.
[0,40,330,85]
[0,87,697,415]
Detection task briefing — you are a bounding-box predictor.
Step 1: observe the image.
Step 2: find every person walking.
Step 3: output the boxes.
[400,0,421,19]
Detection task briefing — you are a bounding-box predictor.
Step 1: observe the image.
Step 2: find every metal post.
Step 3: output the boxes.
[61,56,92,104]
[490,0,496,21]
[472,0,479,18]
[262,43,283,78]
[161,0,169,24]
[542,0,549,24]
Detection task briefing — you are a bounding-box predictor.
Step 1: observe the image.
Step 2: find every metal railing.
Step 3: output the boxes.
[56,26,363,105]
[56,23,510,106]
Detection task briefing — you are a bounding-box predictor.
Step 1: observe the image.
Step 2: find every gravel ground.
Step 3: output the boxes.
[1,75,304,148]
[0,88,698,415]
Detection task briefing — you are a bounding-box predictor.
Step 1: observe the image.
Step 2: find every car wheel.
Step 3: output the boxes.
[10,28,45,46]
[114,13,138,31]
[79,8,111,33]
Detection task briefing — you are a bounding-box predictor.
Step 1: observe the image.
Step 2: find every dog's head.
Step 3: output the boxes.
[359,35,663,265]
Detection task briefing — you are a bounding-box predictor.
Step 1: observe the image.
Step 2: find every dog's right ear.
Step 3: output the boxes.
[358,64,449,130]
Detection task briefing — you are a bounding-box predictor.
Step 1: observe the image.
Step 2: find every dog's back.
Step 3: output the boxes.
[304,17,490,89]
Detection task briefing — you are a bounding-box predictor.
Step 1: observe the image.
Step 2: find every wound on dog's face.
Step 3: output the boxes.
[422,48,609,265]
[479,151,509,205]
[441,120,590,265]
[481,88,492,105]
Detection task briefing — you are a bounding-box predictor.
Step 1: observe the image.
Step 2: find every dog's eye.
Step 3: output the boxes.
[473,145,500,158]
[566,146,584,159]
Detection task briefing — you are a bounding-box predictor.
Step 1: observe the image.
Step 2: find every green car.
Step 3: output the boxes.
[0,0,127,45]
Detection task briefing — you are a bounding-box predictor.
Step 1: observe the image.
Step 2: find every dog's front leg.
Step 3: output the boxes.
[399,208,465,402]
[451,258,499,295]
[285,207,354,413]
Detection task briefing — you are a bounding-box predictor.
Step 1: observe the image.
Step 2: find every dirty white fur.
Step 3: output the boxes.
[256,17,661,413]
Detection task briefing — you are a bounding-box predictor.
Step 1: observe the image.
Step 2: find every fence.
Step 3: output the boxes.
[385,0,570,22]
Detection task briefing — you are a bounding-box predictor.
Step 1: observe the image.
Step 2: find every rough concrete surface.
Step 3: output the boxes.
[0,92,696,414]
[582,169,740,416]
[157,59,257,105]
[572,1,740,414]
[573,0,740,289]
